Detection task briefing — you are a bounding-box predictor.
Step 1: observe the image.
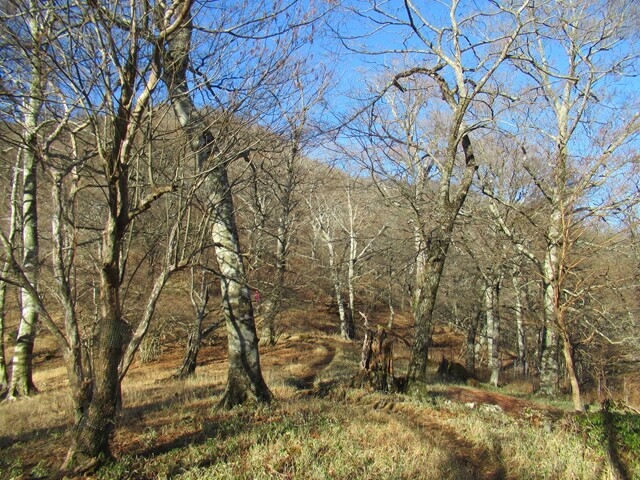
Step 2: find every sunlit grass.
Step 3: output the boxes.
[1,317,636,480]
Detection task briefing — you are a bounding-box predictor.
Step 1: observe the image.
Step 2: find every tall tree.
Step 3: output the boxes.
[0,159,20,393]
[161,0,273,408]
[2,0,52,399]
[342,0,532,382]
[0,1,182,469]
[485,0,640,410]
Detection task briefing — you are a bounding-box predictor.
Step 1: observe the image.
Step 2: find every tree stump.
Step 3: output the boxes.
[436,357,473,383]
[352,327,396,392]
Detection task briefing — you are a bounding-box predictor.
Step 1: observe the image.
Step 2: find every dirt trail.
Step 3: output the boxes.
[262,335,338,390]
[395,403,507,480]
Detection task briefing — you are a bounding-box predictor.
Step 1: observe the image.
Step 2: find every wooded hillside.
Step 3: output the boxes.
[0,0,638,477]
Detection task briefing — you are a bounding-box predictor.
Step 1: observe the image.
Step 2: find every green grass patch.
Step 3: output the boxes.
[575,402,640,478]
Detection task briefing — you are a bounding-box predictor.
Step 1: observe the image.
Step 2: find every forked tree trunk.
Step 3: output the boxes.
[163,5,270,407]
[407,133,477,384]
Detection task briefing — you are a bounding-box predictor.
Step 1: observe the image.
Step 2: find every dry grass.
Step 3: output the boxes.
[0,310,636,479]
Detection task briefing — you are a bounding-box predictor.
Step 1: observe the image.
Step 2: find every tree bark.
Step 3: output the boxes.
[263,217,288,345]
[557,310,583,411]
[321,225,353,340]
[163,4,271,407]
[408,248,447,382]
[354,327,395,392]
[119,267,173,380]
[485,278,500,387]
[8,18,45,396]
[512,273,527,376]
[0,281,8,393]
[539,213,561,395]
[9,144,40,399]
[538,316,559,396]
[51,171,90,422]
[0,159,20,393]
[407,132,477,384]
[175,310,205,378]
[465,310,481,374]
[64,179,127,469]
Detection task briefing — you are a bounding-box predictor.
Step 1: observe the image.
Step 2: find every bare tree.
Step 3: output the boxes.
[309,188,353,339]
[0,158,20,393]
[0,1,186,469]
[0,0,54,399]
[174,267,221,378]
[161,0,299,407]
[237,62,332,345]
[341,0,532,382]
[483,0,640,410]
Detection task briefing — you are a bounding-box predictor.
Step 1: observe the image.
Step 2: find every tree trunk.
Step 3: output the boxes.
[539,266,560,395]
[175,313,205,378]
[163,6,270,407]
[64,197,126,470]
[0,281,7,392]
[538,320,559,396]
[353,327,395,392]
[51,171,89,422]
[263,218,288,345]
[0,160,19,393]
[9,146,40,398]
[558,311,583,411]
[407,132,477,384]
[408,251,447,382]
[485,279,500,387]
[324,233,353,340]
[512,274,527,376]
[8,4,46,399]
[119,266,173,380]
[465,311,481,374]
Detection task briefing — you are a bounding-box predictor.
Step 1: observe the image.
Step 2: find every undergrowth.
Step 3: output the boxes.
[575,401,640,478]
[1,326,634,480]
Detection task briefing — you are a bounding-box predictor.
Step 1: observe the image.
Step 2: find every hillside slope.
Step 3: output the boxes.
[0,308,637,479]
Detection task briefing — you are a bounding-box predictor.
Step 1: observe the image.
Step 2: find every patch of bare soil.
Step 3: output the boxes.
[435,386,563,420]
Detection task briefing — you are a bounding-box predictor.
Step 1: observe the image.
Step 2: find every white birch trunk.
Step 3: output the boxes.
[512,274,527,376]
[485,279,500,387]
[0,159,21,390]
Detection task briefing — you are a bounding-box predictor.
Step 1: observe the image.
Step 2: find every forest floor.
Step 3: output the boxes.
[0,307,639,479]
